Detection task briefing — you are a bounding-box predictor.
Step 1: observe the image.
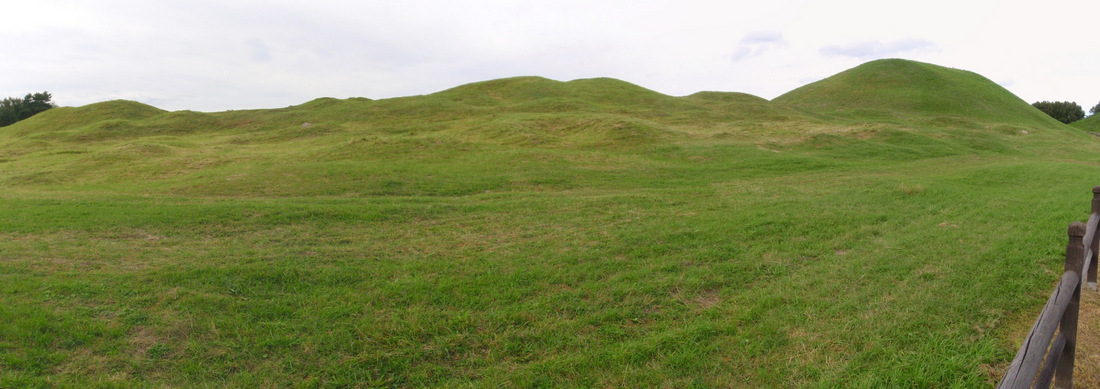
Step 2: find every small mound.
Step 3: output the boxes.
[96,142,175,159]
[679,91,809,125]
[44,100,164,123]
[432,76,570,107]
[54,110,224,142]
[4,100,166,136]
[295,97,343,110]
[564,77,672,104]
[433,76,687,115]
[81,142,177,168]
[687,91,770,104]
[144,110,222,133]
[462,113,673,148]
[67,100,166,121]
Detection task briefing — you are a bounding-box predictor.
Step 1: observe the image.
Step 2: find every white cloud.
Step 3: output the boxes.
[246,39,273,64]
[731,32,787,61]
[820,39,938,59]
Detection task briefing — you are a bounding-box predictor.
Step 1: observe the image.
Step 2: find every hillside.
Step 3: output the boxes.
[0,75,834,195]
[1071,114,1100,132]
[773,59,1063,130]
[0,59,1090,197]
[1,59,1099,387]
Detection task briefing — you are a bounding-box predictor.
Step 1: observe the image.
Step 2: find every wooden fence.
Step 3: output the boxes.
[998,187,1100,388]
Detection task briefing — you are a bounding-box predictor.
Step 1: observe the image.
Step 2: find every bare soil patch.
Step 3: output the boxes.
[1076,287,1100,387]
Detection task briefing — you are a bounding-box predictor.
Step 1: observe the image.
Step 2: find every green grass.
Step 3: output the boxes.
[1,59,1098,387]
[1071,114,1100,132]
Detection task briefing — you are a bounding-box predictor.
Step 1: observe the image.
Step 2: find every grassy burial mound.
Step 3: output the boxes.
[770,59,1084,164]
[774,59,1062,129]
[0,76,820,196]
[1,59,1099,387]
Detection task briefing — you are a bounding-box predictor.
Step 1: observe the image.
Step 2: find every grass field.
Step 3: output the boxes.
[2,59,1099,387]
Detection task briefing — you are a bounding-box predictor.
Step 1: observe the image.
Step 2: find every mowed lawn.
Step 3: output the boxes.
[3,139,1098,387]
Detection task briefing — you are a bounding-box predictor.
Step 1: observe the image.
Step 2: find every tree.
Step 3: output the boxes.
[1090,101,1100,117]
[0,91,55,127]
[1031,101,1085,124]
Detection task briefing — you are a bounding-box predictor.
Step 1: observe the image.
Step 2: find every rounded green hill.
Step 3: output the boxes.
[6,100,166,135]
[431,76,692,114]
[773,58,1061,128]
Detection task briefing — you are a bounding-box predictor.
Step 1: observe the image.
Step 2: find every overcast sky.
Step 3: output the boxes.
[2,0,1097,112]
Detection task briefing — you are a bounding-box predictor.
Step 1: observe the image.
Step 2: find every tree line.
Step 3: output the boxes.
[0,91,55,127]
[1031,101,1100,124]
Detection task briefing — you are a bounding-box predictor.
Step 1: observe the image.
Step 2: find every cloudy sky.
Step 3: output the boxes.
[2,0,1097,112]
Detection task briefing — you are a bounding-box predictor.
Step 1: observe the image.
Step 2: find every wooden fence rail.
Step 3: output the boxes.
[998,186,1100,389]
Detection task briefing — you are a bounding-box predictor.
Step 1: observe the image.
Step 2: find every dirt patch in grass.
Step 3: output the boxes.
[1076,287,1100,387]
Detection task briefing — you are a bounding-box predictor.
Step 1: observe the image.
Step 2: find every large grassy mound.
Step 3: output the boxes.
[1,60,1099,387]
[774,59,1063,130]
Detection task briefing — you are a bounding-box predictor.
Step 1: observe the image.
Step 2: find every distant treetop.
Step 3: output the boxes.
[1031,101,1085,124]
[0,91,55,127]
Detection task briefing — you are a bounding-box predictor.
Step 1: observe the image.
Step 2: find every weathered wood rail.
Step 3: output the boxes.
[998,187,1100,388]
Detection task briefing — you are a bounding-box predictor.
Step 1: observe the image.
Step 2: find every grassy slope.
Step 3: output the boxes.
[1071,114,1100,132]
[1,61,1099,387]
[774,59,1063,129]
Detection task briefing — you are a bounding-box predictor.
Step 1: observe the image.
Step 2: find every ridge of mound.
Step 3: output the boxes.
[434,76,569,104]
[773,59,1061,128]
[687,91,770,104]
[293,97,372,110]
[64,100,166,120]
[430,76,678,110]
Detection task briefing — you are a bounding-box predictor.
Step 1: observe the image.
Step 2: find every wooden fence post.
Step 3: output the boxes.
[1055,221,1085,388]
[1090,186,1100,291]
